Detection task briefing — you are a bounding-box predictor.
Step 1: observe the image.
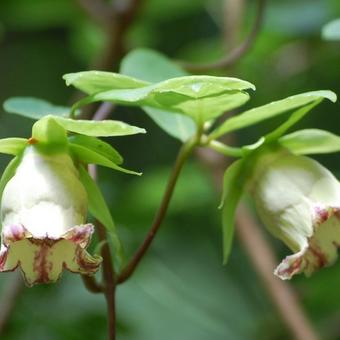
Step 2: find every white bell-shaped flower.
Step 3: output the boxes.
[0,146,101,286]
[250,148,340,279]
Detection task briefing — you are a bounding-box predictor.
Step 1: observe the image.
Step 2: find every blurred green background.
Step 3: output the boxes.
[0,0,340,339]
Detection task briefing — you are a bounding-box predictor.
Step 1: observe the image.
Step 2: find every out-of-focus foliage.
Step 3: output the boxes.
[0,0,340,339]
[322,18,340,40]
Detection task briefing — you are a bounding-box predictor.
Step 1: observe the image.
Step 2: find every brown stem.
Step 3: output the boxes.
[96,222,117,340]
[81,275,104,293]
[94,0,144,70]
[179,0,266,72]
[74,0,112,27]
[0,272,24,335]
[117,139,196,284]
[88,161,117,339]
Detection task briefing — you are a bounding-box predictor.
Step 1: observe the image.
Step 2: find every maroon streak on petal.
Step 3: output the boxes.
[0,224,101,286]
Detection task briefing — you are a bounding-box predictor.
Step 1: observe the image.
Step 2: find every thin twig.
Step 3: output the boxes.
[92,102,115,121]
[0,272,24,335]
[179,0,266,72]
[75,0,113,27]
[96,222,117,340]
[95,0,144,70]
[117,139,197,284]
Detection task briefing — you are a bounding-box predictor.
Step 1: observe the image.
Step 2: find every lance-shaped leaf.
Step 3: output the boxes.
[0,138,27,156]
[121,49,196,142]
[68,135,123,165]
[72,78,252,123]
[220,160,246,264]
[63,71,150,94]
[78,166,123,269]
[3,97,71,119]
[70,144,140,175]
[53,116,146,137]
[264,101,321,142]
[0,155,22,204]
[280,129,340,155]
[209,90,337,140]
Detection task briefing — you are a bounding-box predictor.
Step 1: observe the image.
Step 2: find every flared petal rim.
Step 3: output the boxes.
[275,206,340,280]
[0,223,102,286]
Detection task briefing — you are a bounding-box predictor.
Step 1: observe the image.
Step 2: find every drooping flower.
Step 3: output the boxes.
[0,144,101,286]
[0,99,145,286]
[249,147,340,280]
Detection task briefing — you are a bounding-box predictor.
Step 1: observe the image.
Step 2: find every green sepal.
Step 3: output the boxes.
[70,144,141,176]
[3,97,72,119]
[53,116,146,137]
[78,166,123,271]
[0,155,22,207]
[220,159,247,264]
[0,138,28,156]
[68,135,123,165]
[279,129,340,155]
[32,116,68,146]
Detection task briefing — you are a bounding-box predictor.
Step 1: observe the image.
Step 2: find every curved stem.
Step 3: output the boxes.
[81,275,104,293]
[205,139,243,157]
[179,0,266,72]
[117,139,197,284]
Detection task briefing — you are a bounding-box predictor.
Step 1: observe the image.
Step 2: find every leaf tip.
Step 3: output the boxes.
[223,251,230,265]
[327,91,337,103]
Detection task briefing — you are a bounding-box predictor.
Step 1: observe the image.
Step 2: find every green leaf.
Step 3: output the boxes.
[70,144,141,175]
[279,129,340,155]
[78,166,123,269]
[220,160,246,264]
[148,75,255,98]
[73,80,252,123]
[32,116,68,146]
[121,48,196,142]
[264,100,321,142]
[143,107,196,142]
[53,116,146,137]
[120,48,187,82]
[68,135,123,165]
[209,90,337,140]
[0,138,27,155]
[0,155,22,205]
[63,71,149,94]
[3,97,71,119]
[322,18,340,41]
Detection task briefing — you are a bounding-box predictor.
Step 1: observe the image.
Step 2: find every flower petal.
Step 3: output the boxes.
[0,224,101,286]
[275,207,340,279]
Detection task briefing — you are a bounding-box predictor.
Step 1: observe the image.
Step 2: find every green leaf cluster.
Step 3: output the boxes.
[61,48,339,265]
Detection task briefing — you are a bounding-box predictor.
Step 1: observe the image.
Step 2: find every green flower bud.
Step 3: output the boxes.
[0,145,101,286]
[249,148,340,280]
